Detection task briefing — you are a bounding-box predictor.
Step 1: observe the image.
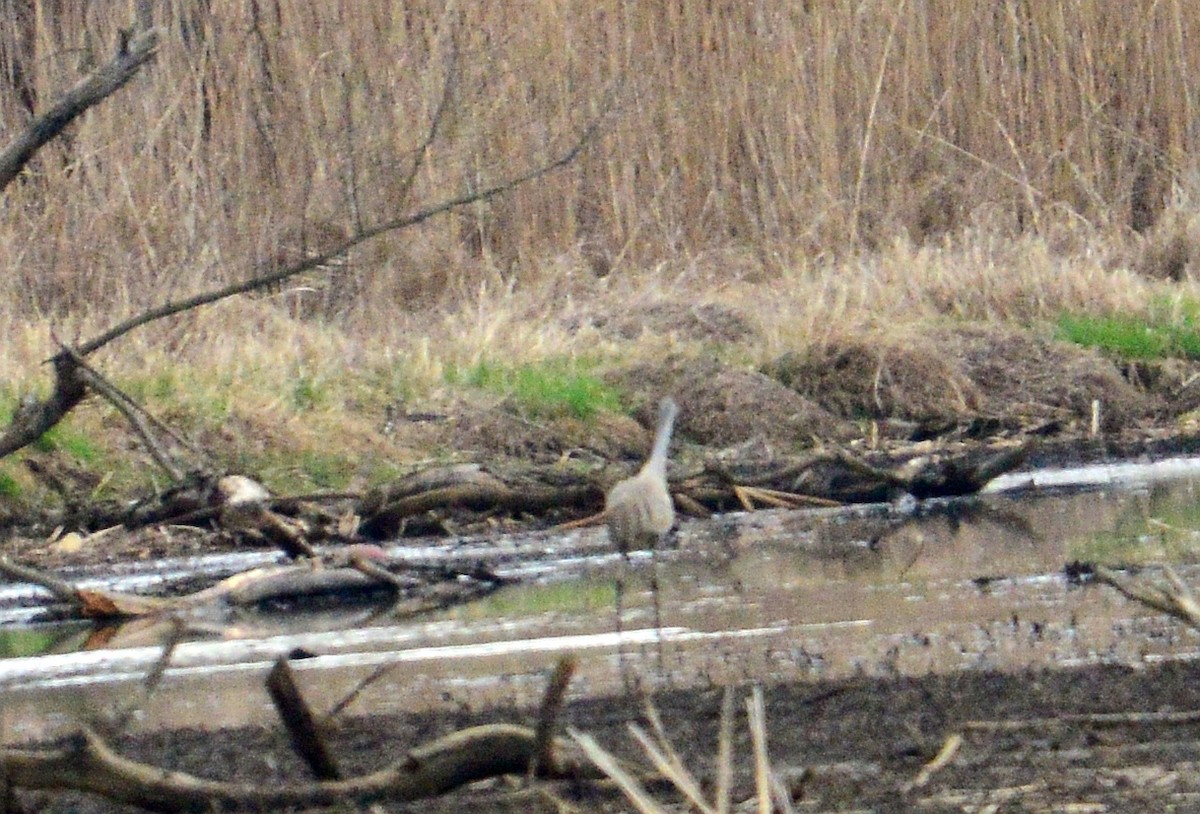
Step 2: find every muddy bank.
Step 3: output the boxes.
[17,658,1200,813]
[7,321,1200,574]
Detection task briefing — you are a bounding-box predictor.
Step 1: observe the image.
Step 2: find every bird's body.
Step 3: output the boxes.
[605,397,678,553]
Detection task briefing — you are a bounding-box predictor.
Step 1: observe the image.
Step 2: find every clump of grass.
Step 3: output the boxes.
[291,373,329,412]
[571,686,787,814]
[0,466,21,498]
[1057,302,1200,361]
[34,423,100,462]
[447,358,622,420]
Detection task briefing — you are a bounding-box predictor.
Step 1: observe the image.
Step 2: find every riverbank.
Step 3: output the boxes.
[5,236,1200,562]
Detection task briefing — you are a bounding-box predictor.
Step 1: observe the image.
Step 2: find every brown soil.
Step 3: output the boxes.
[21,659,1200,813]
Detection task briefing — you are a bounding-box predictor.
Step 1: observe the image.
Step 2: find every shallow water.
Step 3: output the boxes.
[5,456,1200,742]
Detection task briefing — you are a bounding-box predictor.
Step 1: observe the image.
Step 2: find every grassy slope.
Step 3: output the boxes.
[2,1,1200,504]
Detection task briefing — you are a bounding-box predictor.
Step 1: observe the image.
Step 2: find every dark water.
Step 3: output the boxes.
[4,457,1200,742]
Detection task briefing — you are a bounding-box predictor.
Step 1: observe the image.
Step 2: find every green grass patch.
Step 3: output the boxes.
[0,466,21,498]
[293,449,355,489]
[446,358,621,419]
[1057,313,1173,359]
[0,626,90,658]
[1058,299,1200,360]
[34,423,101,462]
[291,373,330,411]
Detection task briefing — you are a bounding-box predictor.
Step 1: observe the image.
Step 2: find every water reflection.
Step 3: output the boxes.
[5,463,1200,740]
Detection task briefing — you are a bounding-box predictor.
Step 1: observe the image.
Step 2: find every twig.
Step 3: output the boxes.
[267,657,342,780]
[964,709,1200,731]
[902,732,962,792]
[746,687,773,814]
[747,485,841,508]
[529,655,577,779]
[61,346,186,483]
[829,448,912,490]
[732,485,755,512]
[0,555,80,605]
[1093,564,1200,629]
[107,618,186,735]
[568,728,662,814]
[715,686,734,814]
[391,28,458,211]
[549,510,606,532]
[627,724,714,814]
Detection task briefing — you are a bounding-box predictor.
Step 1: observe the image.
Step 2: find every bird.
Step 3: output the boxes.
[605,397,678,688]
[605,396,679,554]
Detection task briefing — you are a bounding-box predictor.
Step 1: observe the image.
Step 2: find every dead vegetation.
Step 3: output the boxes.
[767,323,1162,438]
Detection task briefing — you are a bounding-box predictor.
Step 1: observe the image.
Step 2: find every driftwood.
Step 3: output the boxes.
[0,650,602,812]
[0,723,598,813]
[353,443,1029,539]
[0,552,503,623]
[359,464,604,538]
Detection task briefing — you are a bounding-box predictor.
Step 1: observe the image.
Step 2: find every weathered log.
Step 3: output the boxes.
[0,724,601,812]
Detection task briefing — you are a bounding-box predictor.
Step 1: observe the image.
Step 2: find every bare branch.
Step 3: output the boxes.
[392,33,459,212]
[73,111,604,358]
[1,724,598,811]
[64,347,188,483]
[0,354,88,459]
[1094,564,1200,629]
[0,28,160,193]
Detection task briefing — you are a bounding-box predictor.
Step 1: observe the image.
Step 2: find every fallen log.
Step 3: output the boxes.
[1,724,601,812]
[0,552,503,623]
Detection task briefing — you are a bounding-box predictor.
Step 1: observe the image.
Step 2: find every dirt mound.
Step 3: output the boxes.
[766,338,980,425]
[949,325,1156,431]
[767,324,1158,435]
[608,356,856,449]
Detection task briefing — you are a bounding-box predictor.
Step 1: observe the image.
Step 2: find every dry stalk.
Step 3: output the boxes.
[903,732,962,792]
[716,686,734,814]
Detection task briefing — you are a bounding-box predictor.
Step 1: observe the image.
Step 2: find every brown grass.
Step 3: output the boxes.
[2,2,1200,495]
[3,1,1198,313]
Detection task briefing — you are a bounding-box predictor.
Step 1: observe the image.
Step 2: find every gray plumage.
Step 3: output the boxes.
[605,397,678,553]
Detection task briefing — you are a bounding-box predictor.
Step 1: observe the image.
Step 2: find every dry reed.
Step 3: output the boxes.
[1,1,1197,482]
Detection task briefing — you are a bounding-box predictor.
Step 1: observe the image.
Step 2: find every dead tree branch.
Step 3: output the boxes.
[72,112,604,359]
[0,69,606,461]
[58,343,191,483]
[0,724,599,812]
[0,28,160,193]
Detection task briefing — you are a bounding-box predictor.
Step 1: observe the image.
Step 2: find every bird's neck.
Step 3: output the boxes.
[644,404,677,477]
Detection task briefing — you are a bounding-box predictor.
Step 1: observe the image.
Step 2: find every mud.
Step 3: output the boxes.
[15,658,1200,813]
